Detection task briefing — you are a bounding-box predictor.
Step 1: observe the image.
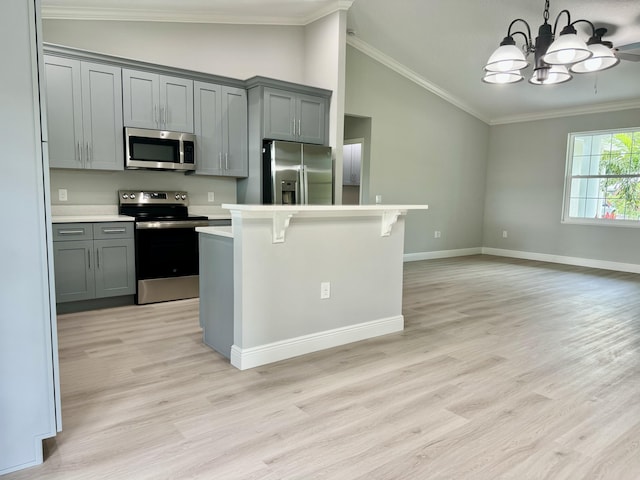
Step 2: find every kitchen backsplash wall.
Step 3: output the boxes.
[49,169,237,206]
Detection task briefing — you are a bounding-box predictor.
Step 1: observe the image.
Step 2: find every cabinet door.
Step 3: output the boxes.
[222,86,248,177]
[44,56,83,168]
[122,69,159,129]
[263,87,296,141]
[194,81,223,175]
[297,93,326,145]
[53,240,94,303]
[160,75,194,133]
[81,62,124,171]
[94,238,136,298]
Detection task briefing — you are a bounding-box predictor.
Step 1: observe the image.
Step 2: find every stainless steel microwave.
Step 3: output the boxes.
[125,127,196,171]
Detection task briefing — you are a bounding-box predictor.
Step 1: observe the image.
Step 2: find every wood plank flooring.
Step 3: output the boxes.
[5,255,640,479]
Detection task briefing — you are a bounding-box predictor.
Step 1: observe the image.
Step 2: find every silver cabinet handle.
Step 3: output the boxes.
[154,104,159,127]
[76,141,82,165]
[225,152,229,170]
[87,249,91,270]
[292,118,296,137]
[102,228,126,234]
[218,152,222,170]
[298,119,301,137]
[96,248,100,269]
[58,229,84,235]
[86,142,91,164]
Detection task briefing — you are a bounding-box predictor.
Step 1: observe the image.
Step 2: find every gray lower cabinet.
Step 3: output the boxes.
[53,222,135,303]
[44,56,124,170]
[194,81,248,177]
[122,69,194,133]
[263,87,327,145]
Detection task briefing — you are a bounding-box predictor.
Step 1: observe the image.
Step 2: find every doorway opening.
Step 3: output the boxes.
[343,115,372,205]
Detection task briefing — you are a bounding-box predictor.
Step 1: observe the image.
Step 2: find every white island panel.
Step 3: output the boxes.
[198,204,427,370]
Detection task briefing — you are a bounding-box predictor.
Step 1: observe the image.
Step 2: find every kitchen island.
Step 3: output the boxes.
[197,204,428,370]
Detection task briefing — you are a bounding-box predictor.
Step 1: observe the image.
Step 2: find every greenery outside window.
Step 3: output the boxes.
[563,128,640,225]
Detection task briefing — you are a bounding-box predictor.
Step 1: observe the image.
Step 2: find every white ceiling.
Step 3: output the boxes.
[41,0,640,124]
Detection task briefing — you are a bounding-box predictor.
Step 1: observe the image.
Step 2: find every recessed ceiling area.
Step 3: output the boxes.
[41,0,640,124]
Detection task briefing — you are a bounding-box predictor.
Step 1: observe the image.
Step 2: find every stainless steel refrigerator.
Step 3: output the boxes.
[262,140,333,205]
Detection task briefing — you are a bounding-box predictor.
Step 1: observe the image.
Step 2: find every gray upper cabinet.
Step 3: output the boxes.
[263,87,327,145]
[44,56,124,170]
[194,81,247,177]
[122,69,194,133]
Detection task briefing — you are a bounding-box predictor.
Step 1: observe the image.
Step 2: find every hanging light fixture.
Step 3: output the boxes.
[482,0,618,86]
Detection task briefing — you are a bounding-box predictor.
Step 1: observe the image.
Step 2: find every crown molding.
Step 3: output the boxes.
[346,36,640,126]
[346,36,490,124]
[488,98,640,125]
[41,1,354,26]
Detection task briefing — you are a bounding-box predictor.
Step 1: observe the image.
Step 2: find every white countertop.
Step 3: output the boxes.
[222,204,428,213]
[200,204,429,243]
[50,204,231,223]
[52,214,134,223]
[196,226,233,238]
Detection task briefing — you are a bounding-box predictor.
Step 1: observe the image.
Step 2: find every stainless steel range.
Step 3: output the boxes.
[118,190,229,304]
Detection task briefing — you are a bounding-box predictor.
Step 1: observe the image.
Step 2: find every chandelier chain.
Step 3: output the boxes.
[544,0,550,23]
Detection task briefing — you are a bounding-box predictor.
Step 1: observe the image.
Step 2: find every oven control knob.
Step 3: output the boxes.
[130,193,136,199]
[181,194,187,200]
[122,193,129,199]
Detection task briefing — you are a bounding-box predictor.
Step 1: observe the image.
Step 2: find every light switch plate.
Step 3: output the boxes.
[320,282,331,299]
[58,189,68,201]
[208,192,215,202]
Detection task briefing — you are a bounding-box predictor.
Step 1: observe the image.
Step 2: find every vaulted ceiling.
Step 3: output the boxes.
[41,0,640,124]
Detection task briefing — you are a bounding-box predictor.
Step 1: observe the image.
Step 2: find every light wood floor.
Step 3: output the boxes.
[6,255,640,479]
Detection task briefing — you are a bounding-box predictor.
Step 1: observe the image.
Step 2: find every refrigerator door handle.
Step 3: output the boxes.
[301,165,309,204]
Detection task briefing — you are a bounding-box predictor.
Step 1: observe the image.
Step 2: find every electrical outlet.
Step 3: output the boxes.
[320,282,331,299]
[207,191,215,202]
[434,230,441,238]
[58,189,68,201]
[502,230,508,238]
[375,194,382,204]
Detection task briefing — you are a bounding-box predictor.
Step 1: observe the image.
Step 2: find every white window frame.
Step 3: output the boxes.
[562,127,640,227]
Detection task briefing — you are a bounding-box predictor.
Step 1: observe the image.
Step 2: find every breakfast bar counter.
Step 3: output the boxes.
[197,204,428,370]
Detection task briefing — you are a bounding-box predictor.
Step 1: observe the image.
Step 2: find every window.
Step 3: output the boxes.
[563,128,640,225]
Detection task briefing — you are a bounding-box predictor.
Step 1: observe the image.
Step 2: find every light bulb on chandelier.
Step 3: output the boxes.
[482,0,619,86]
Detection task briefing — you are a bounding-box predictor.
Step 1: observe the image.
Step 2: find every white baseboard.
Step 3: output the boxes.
[481,247,640,274]
[404,247,482,262]
[403,246,640,274]
[230,315,404,370]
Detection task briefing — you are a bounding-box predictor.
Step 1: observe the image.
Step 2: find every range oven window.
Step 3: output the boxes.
[129,136,180,164]
[136,227,199,280]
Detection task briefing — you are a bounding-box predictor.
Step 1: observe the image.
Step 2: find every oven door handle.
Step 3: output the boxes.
[135,220,212,229]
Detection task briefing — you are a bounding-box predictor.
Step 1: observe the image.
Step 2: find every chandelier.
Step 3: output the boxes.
[483,0,619,85]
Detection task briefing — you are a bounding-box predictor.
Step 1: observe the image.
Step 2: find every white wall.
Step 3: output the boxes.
[304,11,347,202]
[43,19,305,82]
[49,169,237,207]
[484,108,640,265]
[345,45,489,255]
